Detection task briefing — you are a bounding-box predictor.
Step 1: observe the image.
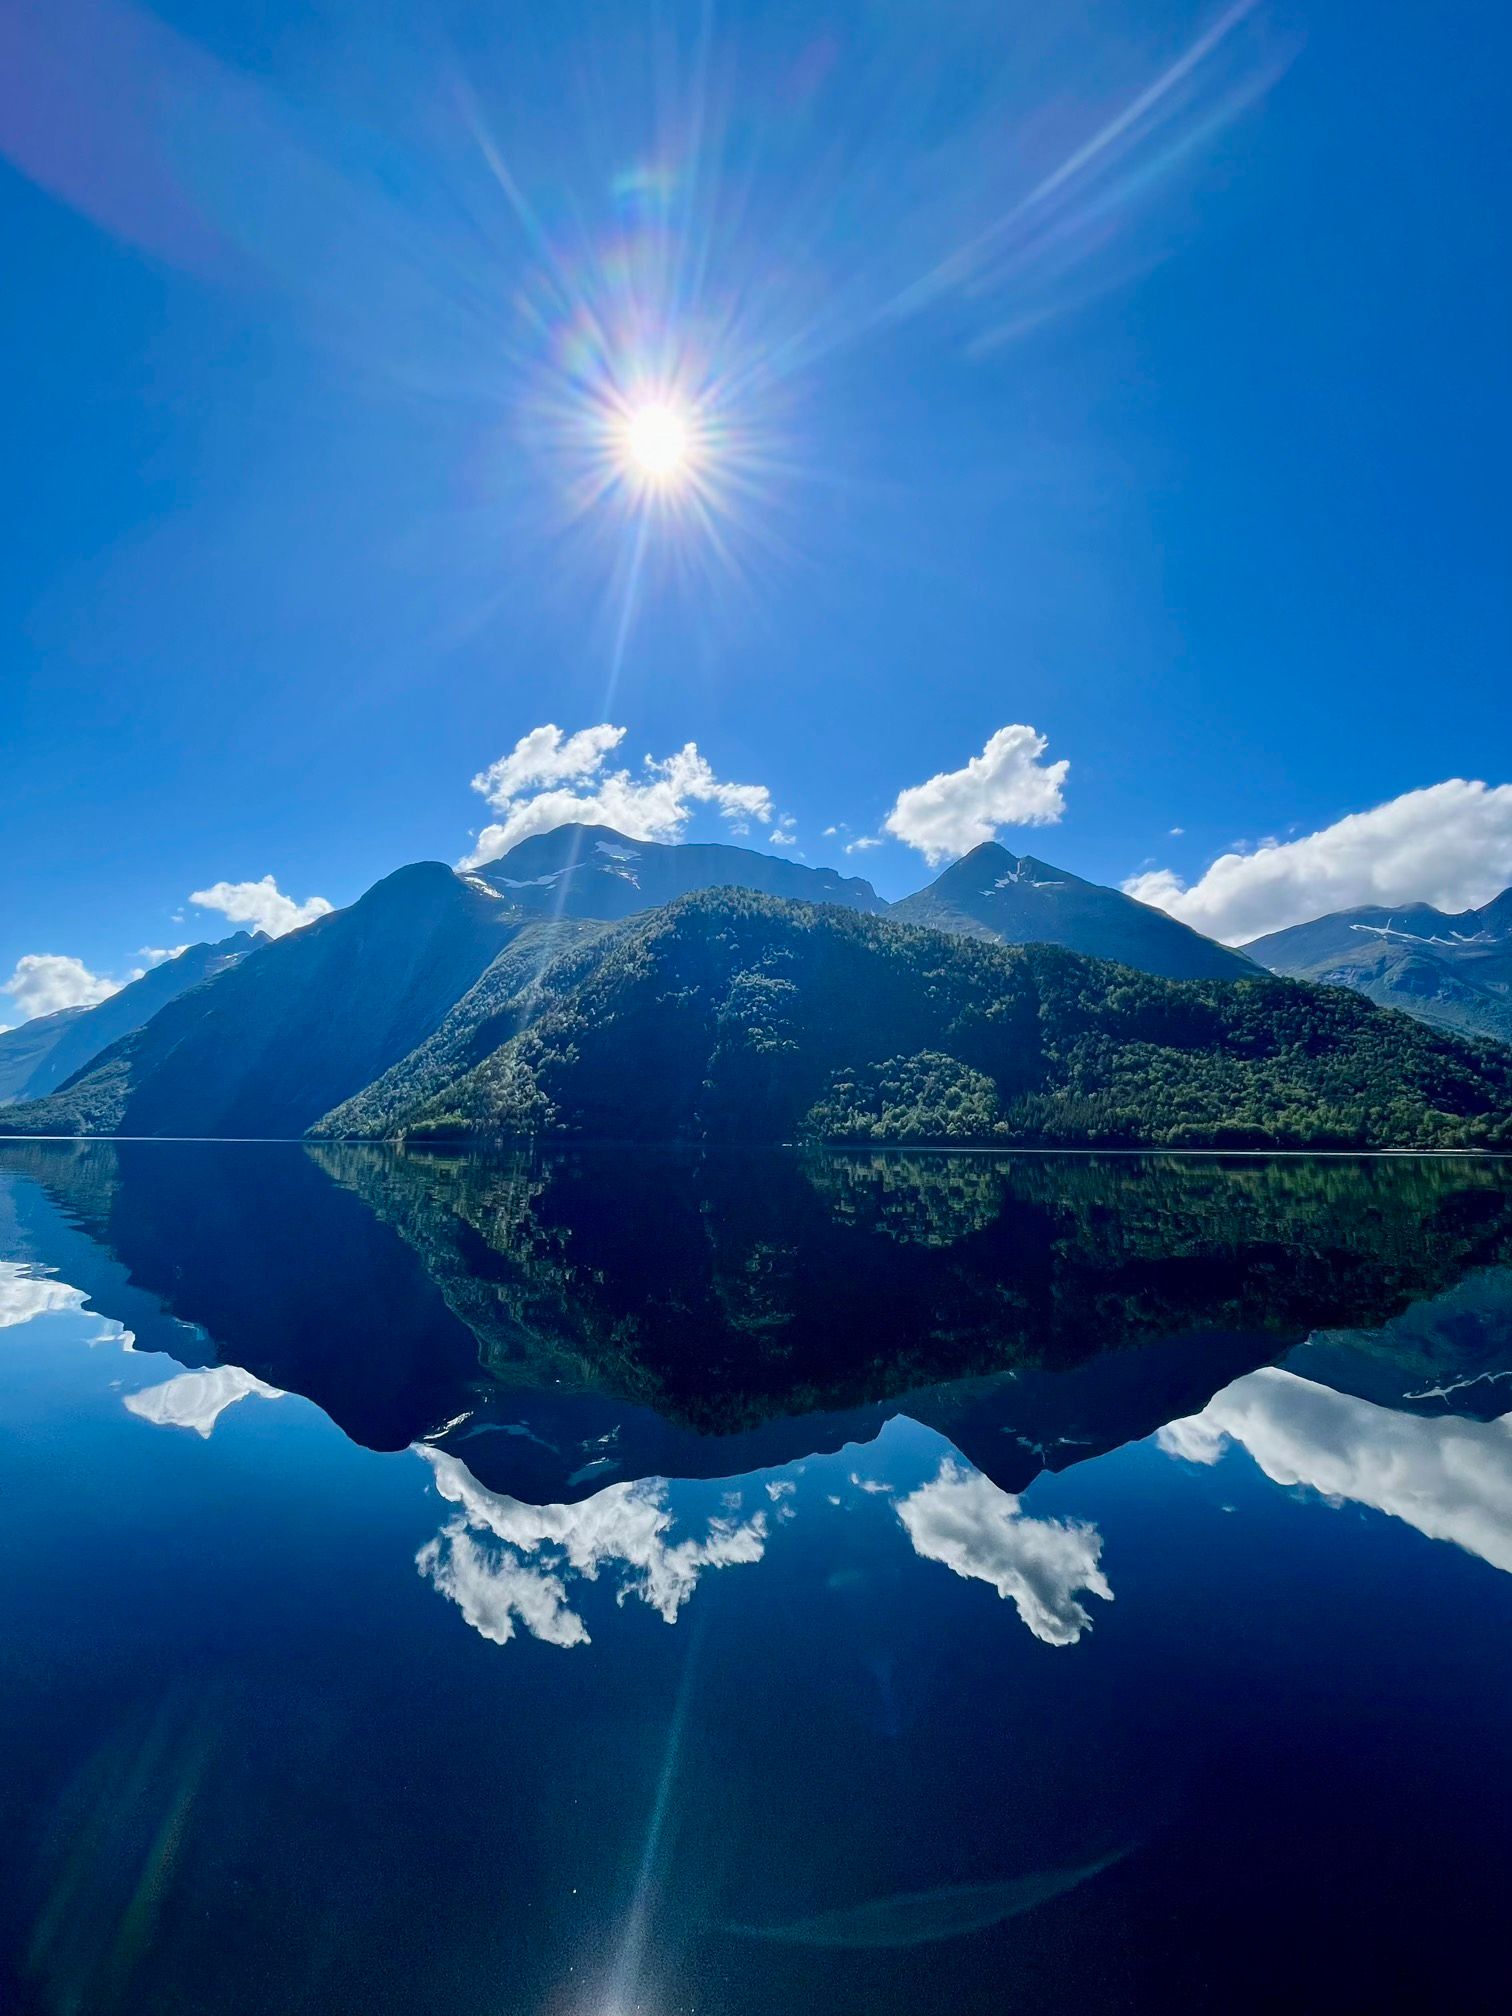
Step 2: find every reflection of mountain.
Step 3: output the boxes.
[2,1139,1511,1509]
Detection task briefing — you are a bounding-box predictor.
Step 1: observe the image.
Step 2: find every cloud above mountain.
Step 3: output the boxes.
[189,875,334,938]
[884,726,1069,866]
[1124,779,1512,944]
[1,952,122,1021]
[462,723,777,867]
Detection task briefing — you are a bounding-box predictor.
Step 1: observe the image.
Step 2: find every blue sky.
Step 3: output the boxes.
[3,0,1509,1013]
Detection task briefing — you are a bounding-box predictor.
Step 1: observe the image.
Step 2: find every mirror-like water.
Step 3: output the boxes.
[3,1143,1511,2013]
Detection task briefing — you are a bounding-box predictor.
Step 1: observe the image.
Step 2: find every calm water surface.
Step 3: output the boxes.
[3,1143,1512,2013]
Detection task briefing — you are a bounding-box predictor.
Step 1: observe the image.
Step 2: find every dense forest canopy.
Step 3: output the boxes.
[328,891,1512,1151]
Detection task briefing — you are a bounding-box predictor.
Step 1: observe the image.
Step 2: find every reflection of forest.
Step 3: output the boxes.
[8,1136,1512,1433]
[314,1145,1512,1430]
[5,1140,1512,1499]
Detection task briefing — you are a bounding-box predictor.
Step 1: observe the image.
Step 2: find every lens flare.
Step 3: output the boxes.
[622,401,691,483]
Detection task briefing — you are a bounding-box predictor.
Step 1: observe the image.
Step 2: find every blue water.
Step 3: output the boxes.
[3,1144,1512,2013]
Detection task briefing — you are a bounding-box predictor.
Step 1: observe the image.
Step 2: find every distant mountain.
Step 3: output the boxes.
[470,821,887,919]
[0,865,519,1139]
[891,843,1256,981]
[3,933,260,1105]
[0,1007,88,1103]
[324,889,1512,1150]
[1247,889,1512,1046]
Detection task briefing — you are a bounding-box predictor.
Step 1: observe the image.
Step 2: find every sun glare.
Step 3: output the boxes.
[622,400,691,483]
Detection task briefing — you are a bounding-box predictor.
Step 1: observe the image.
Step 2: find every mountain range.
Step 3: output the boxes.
[0,931,258,1103]
[1246,890,1512,1046]
[3,823,1509,1147]
[469,821,888,918]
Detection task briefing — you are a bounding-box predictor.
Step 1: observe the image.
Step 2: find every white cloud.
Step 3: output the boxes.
[124,1365,284,1438]
[1124,780,1512,945]
[1158,1368,1512,1573]
[0,943,206,1026]
[884,726,1070,866]
[1,953,121,1022]
[895,1459,1112,1646]
[845,835,883,854]
[416,1450,768,1647]
[189,875,334,939]
[461,722,777,867]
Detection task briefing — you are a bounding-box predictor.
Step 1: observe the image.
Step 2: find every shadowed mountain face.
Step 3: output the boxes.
[13,934,260,1100]
[474,821,888,918]
[5,1140,1510,1505]
[891,843,1256,980]
[0,933,258,1105]
[0,1008,87,1103]
[0,866,520,1139]
[1247,888,1512,1046]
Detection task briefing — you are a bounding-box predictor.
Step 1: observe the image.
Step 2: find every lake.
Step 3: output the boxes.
[3,1141,1512,2013]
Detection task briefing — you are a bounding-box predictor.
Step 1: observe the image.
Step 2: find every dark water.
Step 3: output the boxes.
[4,1143,1512,2014]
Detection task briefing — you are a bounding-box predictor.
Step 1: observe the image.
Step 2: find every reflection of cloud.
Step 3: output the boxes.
[0,1261,88,1327]
[416,1451,768,1649]
[1158,1368,1512,1573]
[896,1460,1112,1646]
[123,1365,284,1438]
[416,1528,589,1649]
[0,1261,134,1348]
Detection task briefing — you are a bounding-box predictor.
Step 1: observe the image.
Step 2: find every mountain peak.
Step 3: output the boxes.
[892,843,1253,980]
[931,844,1087,894]
[475,823,887,921]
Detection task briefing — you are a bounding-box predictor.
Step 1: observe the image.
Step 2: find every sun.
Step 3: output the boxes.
[621,400,692,484]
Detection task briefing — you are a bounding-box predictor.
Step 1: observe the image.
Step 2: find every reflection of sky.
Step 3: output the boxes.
[1160,1368,1512,1574]
[1,1259,284,1435]
[1,1258,91,1328]
[0,1258,132,1347]
[7,1246,1512,2012]
[417,1435,1116,1650]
